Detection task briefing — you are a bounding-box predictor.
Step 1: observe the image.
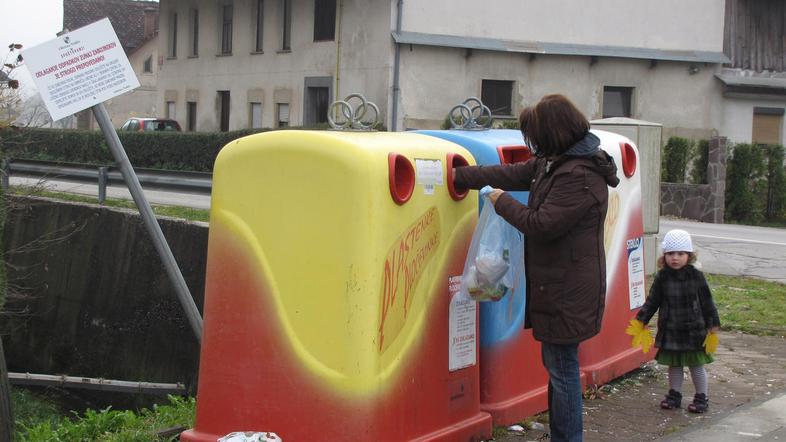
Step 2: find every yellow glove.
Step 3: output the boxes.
[703,331,719,354]
[625,319,654,354]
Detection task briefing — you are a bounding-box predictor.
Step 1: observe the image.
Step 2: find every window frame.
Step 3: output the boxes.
[480,79,514,117]
[250,102,263,128]
[313,0,336,42]
[220,3,234,55]
[602,86,634,118]
[187,101,197,131]
[189,8,199,57]
[281,0,292,51]
[166,101,176,119]
[168,12,178,58]
[277,102,290,127]
[752,107,784,145]
[254,0,264,52]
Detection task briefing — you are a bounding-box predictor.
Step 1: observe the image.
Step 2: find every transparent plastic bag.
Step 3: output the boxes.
[460,188,524,302]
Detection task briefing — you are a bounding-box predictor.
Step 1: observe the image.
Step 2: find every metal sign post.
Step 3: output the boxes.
[23,19,203,341]
[93,103,202,341]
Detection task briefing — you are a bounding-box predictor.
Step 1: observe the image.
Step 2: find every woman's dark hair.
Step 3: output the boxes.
[518,94,590,157]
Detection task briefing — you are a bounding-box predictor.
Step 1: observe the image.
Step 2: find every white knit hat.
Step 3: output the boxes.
[661,229,693,253]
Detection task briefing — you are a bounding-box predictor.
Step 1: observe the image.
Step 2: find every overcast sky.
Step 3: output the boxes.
[2,0,64,97]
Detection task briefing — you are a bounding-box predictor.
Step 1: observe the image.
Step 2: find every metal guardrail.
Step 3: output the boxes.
[1,159,212,202]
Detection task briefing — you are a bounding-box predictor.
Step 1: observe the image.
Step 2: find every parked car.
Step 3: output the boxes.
[120,117,182,132]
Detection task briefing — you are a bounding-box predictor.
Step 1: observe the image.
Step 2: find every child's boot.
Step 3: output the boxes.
[660,389,682,409]
[688,393,709,413]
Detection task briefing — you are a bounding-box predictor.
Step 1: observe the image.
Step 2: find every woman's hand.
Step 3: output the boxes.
[488,189,504,205]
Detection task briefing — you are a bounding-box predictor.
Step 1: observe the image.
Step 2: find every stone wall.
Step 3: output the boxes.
[660,136,727,223]
[1,196,207,397]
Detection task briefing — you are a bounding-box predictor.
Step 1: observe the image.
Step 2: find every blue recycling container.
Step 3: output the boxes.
[417,129,548,424]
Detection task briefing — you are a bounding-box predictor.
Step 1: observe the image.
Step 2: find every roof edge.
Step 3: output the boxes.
[392,31,730,64]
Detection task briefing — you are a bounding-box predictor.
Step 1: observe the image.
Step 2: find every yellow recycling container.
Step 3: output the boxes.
[181,130,492,442]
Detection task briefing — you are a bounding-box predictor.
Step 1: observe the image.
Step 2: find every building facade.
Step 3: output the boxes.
[63,0,160,129]
[157,0,730,138]
[717,0,786,146]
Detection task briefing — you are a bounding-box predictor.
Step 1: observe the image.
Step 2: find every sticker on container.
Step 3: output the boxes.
[415,158,443,195]
[627,237,645,309]
[448,275,476,371]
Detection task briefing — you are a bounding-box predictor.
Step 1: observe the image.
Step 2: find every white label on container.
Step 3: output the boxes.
[416,159,443,195]
[627,237,646,309]
[449,275,476,371]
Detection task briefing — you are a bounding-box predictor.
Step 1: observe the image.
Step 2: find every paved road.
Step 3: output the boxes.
[9,175,212,209]
[659,218,786,283]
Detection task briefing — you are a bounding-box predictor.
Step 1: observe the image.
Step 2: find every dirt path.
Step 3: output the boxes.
[492,331,786,441]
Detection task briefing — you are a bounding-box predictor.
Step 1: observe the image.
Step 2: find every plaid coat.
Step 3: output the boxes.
[636,265,721,351]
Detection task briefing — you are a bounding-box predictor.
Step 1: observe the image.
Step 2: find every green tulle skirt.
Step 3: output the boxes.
[655,349,714,367]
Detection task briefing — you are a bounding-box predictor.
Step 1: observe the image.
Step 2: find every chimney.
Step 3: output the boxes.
[143,7,157,40]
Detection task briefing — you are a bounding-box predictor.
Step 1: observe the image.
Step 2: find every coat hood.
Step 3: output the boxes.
[592,150,620,188]
[552,132,620,188]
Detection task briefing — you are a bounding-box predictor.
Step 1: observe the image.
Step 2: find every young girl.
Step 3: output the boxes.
[634,229,720,413]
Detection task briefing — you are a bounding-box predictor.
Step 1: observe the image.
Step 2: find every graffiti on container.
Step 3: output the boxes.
[378,207,441,353]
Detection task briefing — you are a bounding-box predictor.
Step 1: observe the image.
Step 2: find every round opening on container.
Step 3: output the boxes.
[446,152,469,201]
[388,152,415,205]
[497,145,532,164]
[620,141,637,178]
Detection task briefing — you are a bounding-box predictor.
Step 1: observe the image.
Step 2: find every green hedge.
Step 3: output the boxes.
[690,139,709,185]
[725,143,786,223]
[661,136,693,183]
[0,127,271,172]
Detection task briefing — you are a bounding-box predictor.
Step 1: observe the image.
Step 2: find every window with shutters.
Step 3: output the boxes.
[752,107,784,145]
[277,103,290,127]
[250,102,263,128]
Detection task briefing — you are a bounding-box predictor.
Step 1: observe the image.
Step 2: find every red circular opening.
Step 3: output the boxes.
[620,142,637,178]
[388,153,415,205]
[446,152,469,201]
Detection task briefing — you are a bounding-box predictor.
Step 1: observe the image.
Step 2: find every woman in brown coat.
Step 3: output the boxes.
[453,94,619,442]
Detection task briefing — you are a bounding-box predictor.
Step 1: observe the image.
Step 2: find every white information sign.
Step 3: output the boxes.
[23,18,140,121]
[448,275,476,371]
[627,237,646,309]
[415,159,443,196]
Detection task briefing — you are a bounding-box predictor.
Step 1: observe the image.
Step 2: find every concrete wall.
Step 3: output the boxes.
[403,0,724,52]
[1,197,206,394]
[398,47,723,133]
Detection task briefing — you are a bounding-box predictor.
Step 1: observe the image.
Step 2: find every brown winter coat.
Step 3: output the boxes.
[454,149,619,344]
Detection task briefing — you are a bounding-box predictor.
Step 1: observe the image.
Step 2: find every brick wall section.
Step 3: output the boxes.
[660,137,727,223]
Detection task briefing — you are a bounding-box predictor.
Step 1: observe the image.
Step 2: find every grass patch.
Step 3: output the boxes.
[11,388,63,433]
[707,273,786,336]
[9,186,210,223]
[13,391,195,442]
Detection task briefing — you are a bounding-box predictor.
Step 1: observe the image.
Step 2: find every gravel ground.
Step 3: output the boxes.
[491,331,786,441]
